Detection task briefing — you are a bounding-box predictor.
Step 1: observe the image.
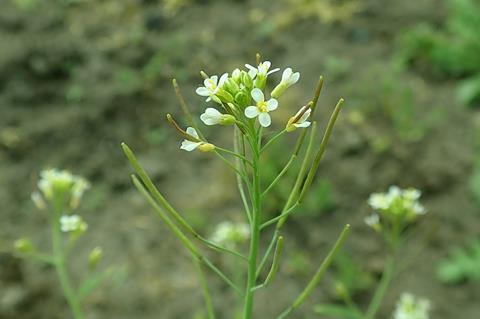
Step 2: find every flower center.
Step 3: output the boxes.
[257,101,268,113]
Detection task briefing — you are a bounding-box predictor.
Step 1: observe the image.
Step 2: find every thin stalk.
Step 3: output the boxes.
[214,151,250,184]
[256,230,279,279]
[365,254,396,319]
[234,129,252,223]
[277,121,318,229]
[260,203,298,230]
[122,143,246,260]
[194,258,216,319]
[51,213,84,319]
[276,224,351,319]
[262,155,297,197]
[243,134,262,319]
[172,79,205,139]
[298,98,344,203]
[261,129,286,153]
[132,175,242,295]
[215,145,253,167]
[252,236,284,292]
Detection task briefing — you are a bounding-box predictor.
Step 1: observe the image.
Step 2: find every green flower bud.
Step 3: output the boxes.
[198,143,215,153]
[219,114,236,126]
[14,238,34,254]
[223,78,240,96]
[255,75,267,90]
[215,89,234,104]
[88,247,103,269]
[241,71,253,89]
[235,91,250,108]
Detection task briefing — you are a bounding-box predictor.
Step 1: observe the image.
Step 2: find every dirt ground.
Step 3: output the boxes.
[0,0,479,318]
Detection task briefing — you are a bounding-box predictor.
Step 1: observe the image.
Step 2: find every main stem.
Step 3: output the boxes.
[365,253,395,319]
[51,215,84,319]
[243,134,262,319]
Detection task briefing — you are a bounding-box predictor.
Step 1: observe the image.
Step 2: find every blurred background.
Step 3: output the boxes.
[0,0,479,318]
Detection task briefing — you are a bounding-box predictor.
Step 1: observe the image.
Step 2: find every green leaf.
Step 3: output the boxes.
[437,238,480,284]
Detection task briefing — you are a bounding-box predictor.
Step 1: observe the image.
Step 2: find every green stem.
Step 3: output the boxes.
[194,258,216,319]
[51,215,84,319]
[276,224,351,319]
[243,134,262,319]
[215,146,253,167]
[262,155,297,197]
[261,130,286,153]
[365,252,396,319]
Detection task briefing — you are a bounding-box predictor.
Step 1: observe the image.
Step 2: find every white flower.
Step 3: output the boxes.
[200,108,235,126]
[244,88,278,127]
[413,203,426,215]
[286,105,312,131]
[210,221,250,248]
[280,67,300,86]
[393,293,431,319]
[245,61,280,79]
[180,127,203,151]
[368,192,392,210]
[195,73,228,102]
[364,214,380,229]
[60,214,88,233]
[37,169,90,208]
[180,127,214,152]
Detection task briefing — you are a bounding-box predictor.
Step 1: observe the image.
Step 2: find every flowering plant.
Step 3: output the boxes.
[15,169,109,319]
[122,54,348,319]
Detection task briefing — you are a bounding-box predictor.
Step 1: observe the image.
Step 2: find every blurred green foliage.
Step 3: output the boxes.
[437,238,480,283]
[399,0,480,105]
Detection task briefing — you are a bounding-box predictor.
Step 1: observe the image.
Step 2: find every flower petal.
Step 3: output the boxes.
[218,73,229,87]
[290,72,300,84]
[258,113,271,127]
[267,68,280,76]
[245,64,256,71]
[282,68,293,82]
[181,140,201,151]
[294,121,311,128]
[299,108,311,123]
[266,98,278,111]
[251,88,264,103]
[205,108,222,117]
[196,87,210,96]
[244,106,259,118]
[186,127,199,138]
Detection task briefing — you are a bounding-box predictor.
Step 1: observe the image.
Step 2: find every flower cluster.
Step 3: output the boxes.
[33,168,90,209]
[365,186,426,231]
[393,293,431,319]
[60,214,88,233]
[176,59,308,152]
[210,221,250,249]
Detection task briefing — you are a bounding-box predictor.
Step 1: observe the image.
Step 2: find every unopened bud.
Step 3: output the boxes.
[235,91,250,108]
[198,143,215,152]
[271,83,287,99]
[219,114,236,126]
[14,238,34,254]
[88,247,103,269]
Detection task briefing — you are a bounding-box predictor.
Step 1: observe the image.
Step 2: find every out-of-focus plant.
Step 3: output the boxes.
[345,64,431,152]
[399,0,480,105]
[315,186,428,319]
[122,55,349,319]
[437,237,480,284]
[15,169,111,319]
[270,0,362,29]
[392,293,431,319]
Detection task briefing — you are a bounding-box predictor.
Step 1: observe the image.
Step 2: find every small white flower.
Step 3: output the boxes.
[195,73,228,102]
[287,105,312,131]
[60,214,88,233]
[413,203,426,215]
[393,293,431,319]
[200,108,235,126]
[179,127,215,152]
[280,67,300,86]
[364,214,380,228]
[245,61,280,79]
[210,221,250,248]
[244,88,278,127]
[368,192,391,210]
[180,127,203,151]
